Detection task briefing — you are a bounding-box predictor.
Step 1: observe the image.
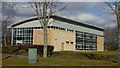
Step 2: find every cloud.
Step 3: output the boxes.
[105,23,117,27]
[75,13,105,24]
[2,2,117,28]
[60,12,116,28]
[2,2,35,20]
[15,3,35,17]
[60,2,107,16]
[58,2,117,28]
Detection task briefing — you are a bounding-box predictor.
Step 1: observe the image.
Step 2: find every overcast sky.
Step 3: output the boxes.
[2,2,117,28]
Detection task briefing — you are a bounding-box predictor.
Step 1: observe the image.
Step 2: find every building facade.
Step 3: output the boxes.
[8,15,104,51]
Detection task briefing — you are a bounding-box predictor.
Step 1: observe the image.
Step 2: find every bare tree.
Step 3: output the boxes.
[2,3,17,46]
[106,0,120,63]
[30,1,66,57]
[104,26,118,50]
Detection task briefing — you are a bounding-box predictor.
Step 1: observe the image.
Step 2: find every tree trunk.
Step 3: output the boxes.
[4,28,9,46]
[118,20,120,64]
[114,1,120,64]
[118,27,120,64]
[11,28,13,45]
[43,25,48,58]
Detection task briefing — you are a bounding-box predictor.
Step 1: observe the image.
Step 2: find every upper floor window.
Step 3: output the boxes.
[66,41,69,44]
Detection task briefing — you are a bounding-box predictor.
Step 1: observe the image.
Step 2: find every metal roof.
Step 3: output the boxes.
[9,15,104,31]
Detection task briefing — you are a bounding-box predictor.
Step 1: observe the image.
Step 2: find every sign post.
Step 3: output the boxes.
[28,48,37,64]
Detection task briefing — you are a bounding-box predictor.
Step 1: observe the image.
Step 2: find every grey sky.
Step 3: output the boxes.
[2,2,117,28]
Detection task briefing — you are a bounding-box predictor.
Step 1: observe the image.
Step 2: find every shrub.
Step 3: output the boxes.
[3,45,54,57]
[17,50,26,55]
[2,46,18,54]
[36,45,54,57]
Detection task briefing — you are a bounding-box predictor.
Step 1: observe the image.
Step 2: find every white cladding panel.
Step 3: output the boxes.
[13,19,53,28]
[51,20,103,36]
[13,18,103,35]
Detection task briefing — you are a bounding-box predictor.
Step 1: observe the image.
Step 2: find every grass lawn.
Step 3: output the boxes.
[2,51,118,66]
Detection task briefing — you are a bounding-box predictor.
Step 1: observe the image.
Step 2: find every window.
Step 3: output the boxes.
[67,29,74,32]
[71,42,74,44]
[48,26,50,28]
[66,41,69,44]
[16,37,22,40]
[14,28,34,45]
[76,31,97,50]
[76,44,83,49]
[56,27,58,29]
[53,26,55,29]
[89,45,93,49]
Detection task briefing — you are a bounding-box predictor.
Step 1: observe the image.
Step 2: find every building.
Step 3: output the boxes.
[8,15,104,51]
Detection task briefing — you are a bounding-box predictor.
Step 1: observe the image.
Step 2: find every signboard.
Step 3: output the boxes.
[28,48,37,64]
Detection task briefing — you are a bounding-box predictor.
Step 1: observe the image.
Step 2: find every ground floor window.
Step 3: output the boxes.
[76,31,97,50]
[14,28,33,45]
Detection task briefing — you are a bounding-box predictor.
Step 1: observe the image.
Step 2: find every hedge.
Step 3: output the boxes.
[2,46,19,54]
[2,45,54,57]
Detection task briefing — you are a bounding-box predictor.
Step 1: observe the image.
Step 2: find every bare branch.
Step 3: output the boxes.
[105,2,116,12]
[2,3,17,46]
[29,1,66,57]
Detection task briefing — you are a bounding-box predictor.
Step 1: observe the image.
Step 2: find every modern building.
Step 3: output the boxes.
[8,15,104,51]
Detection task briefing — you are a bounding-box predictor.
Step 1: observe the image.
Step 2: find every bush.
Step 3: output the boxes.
[36,46,54,57]
[2,46,18,54]
[17,50,26,55]
[3,45,54,57]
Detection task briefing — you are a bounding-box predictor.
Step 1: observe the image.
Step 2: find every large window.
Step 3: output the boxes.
[14,28,33,45]
[76,31,97,51]
[13,26,67,45]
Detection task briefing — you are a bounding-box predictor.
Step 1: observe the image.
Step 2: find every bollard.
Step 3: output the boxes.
[28,48,37,64]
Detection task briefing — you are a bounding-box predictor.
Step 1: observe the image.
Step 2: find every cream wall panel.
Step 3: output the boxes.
[97,36,104,51]
[51,29,76,51]
[33,29,76,51]
[33,29,44,45]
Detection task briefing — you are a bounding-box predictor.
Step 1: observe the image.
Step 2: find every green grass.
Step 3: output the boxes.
[2,51,118,66]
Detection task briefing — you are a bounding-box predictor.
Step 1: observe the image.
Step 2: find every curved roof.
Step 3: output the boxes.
[10,15,104,31]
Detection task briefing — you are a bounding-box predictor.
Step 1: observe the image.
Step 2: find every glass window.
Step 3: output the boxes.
[71,42,74,44]
[66,41,69,44]
[14,28,33,45]
[76,31,97,51]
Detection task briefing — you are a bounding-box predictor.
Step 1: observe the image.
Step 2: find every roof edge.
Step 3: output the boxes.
[9,15,104,31]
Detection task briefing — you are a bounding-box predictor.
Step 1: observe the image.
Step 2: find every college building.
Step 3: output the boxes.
[8,15,104,51]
